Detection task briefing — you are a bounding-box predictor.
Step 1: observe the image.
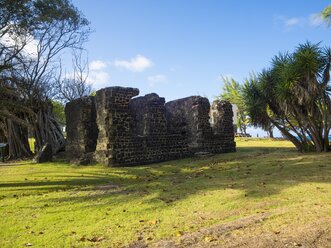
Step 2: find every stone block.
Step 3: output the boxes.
[65,96,98,159]
[65,86,236,166]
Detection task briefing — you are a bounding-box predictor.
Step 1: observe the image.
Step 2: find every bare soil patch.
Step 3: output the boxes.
[126,213,331,248]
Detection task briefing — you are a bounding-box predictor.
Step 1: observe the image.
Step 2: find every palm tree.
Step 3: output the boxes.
[244,42,331,152]
[322,4,331,23]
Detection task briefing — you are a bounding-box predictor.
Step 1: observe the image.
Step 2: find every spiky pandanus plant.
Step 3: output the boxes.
[244,42,331,152]
[322,4,331,24]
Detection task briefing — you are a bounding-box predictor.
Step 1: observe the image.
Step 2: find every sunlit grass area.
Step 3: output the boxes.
[0,139,330,247]
[28,138,35,153]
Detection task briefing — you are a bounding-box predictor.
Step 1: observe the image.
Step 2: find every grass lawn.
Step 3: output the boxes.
[0,139,330,247]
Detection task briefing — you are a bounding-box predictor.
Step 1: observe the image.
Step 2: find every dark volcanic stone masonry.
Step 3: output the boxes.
[65,86,236,166]
[65,96,98,157]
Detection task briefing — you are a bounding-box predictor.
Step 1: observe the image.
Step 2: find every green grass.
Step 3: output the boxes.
[28,138,35,153]
[0,139,330,247]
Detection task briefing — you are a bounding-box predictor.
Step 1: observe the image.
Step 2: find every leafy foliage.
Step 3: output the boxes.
[52,100,65,125]
[243,42,331,152]
[322,4,331,24]
[0,0,90,158]
[218,76,274,137]
[218,77,249,134]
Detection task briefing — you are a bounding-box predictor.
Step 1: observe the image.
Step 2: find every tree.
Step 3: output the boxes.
[52,100,66,126]
[13,0,90,154]
[218,77,248,135]
[0,0,33,73]
[54,50,92,102]
[0,77,35,158]
[243,42,331,152]
[218,76,275,137]
[0,0,37,130]
[322,4,331,23]
[0,0,90,158]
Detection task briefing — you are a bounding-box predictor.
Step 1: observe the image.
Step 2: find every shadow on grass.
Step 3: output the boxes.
[0,146,330,209]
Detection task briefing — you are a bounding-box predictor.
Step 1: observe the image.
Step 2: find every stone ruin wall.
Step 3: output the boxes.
[65,86,236,166]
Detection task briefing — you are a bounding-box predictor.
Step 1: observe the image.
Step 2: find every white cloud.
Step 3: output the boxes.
[309,13,324,27]
[87,60,110,88]
[89,60,107,70]
[275,14,326,30]
[64,70,109,88]
[23,39,38,57]
[148,74,167,87]
[0,32,38,58]
[63,59,110,89]
[284,17,302,27]
[86,71,110,88]
[274,16,304,29]
[114,54,153,72]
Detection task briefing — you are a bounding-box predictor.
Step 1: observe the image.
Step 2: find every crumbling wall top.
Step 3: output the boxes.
[65,86,236,166]
[129,93,167,136]
[96,86,139,97]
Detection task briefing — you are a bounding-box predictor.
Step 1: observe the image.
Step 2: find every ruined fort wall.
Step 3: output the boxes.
[94,87,139,166]
[65,86,236,166]
[205,100,236,153]
[165,97,236,154]
[109,92,189,166]
[165,96,214,151]
[65,96,98,157]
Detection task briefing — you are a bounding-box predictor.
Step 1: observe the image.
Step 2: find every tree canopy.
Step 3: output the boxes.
[243,42,331,152]
[0,0,90,159]
[218,77,249,135]
[322,4,331,23]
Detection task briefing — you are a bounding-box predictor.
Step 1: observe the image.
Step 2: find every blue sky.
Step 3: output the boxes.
[71,0,331,136]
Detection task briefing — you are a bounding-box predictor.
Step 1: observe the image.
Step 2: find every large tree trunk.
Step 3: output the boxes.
[33,104,65,154]
[242,124,247,135]
[272,121,304,152]
[239,113,247,135]
[267,125,274,138]
[324,127,330,152]
[0,122,6,143]
[6,119,31,159]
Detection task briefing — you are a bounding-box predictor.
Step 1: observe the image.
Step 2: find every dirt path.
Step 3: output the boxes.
[126,213,331,248]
